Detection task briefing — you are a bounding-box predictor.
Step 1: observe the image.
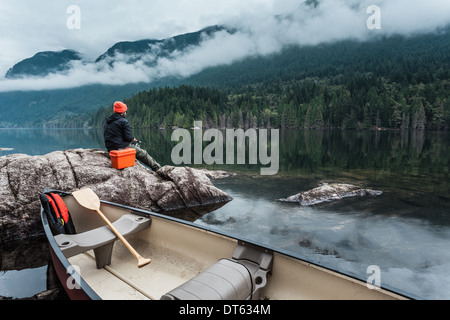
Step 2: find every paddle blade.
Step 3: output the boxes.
[72,188,101,211]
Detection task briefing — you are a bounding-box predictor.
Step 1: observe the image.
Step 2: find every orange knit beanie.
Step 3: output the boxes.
[114,101,128,114]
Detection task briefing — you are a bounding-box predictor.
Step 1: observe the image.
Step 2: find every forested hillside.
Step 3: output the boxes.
[91,29,450,131]
[91,75,450,131]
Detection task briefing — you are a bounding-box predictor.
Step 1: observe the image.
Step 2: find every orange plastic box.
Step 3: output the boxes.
[109,148,136,170]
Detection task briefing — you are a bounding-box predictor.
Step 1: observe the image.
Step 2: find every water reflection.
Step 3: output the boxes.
[0,239,64,299]
[199,174,450,299]
[1,128,448,184]
[0,128,104,156]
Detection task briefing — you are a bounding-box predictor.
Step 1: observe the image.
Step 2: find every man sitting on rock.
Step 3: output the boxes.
[104,101,161,171]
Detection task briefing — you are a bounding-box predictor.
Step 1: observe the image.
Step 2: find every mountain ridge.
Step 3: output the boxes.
[4,25,232,79]
[95,25,231,64]
[5,49,83,79]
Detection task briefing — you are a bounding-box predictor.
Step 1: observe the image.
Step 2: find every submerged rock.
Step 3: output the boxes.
[0,149,233,245]
[279,183,382,206]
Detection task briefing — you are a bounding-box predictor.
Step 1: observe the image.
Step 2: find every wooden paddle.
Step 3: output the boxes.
[72,188,151,268]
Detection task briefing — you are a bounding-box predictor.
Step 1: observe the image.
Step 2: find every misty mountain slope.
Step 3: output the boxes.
[186,28,450,87]
[3,25,233,80]
[0,82,173,127]
[95,25,232,65]
[5,50,83,79]
[1,26,449,128]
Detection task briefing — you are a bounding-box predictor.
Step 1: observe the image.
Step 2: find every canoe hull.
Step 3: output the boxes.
[40,189,411,301]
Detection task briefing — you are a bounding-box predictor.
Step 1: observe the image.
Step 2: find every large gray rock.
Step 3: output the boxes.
[279,183,382,206]
[0,149,233,245]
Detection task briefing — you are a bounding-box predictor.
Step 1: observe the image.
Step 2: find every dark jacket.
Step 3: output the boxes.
[103,114,135,152]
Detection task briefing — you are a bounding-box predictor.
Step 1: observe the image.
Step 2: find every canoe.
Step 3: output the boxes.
[40,189,412,301]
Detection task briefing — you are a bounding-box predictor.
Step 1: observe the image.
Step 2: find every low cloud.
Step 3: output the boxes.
[1,0,449,92]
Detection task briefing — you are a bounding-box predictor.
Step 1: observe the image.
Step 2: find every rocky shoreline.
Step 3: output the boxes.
[0,148,234,246]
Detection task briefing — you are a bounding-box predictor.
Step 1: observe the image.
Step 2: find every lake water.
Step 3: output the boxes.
[0,128,449,299]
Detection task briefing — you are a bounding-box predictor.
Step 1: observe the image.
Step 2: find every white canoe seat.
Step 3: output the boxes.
[54,214,151,269]
[161,242,273,300]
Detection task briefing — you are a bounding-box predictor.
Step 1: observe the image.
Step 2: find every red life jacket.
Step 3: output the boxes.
[47,193,70,225]
[40,192,76,235]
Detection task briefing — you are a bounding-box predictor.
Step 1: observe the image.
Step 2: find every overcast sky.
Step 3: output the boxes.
[1,0,450,91]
